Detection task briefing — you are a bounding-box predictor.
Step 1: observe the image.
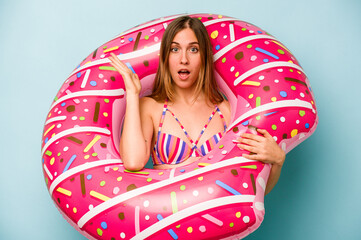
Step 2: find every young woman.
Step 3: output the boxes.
[109,16,285,195]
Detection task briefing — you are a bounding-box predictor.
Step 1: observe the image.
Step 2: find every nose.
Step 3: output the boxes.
[180,50,188,65]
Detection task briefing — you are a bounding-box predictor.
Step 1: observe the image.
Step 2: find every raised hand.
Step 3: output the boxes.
[236,128,286,166]
[108,53,141,96]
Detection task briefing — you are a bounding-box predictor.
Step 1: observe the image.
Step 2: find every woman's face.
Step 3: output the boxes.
[168,28,202,90]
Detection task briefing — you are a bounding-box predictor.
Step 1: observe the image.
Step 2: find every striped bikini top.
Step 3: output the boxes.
[152,99,227,165]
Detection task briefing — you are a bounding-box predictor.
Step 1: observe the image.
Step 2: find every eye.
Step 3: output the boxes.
[190,47,199,53]
[170,47,179,52]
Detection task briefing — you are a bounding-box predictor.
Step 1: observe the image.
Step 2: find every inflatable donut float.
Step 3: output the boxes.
[41,13,318,240]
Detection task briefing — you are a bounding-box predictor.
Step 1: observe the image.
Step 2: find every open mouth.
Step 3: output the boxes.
[178,70,190,79]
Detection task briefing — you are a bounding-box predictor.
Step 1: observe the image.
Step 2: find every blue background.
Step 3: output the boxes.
[1,0,360,239]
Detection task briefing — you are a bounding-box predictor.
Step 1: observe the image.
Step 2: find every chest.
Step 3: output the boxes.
[154,105,225,146]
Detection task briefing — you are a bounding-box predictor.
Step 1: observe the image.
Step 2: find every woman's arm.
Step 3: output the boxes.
[236,128,286,195]
[109,53,153,171]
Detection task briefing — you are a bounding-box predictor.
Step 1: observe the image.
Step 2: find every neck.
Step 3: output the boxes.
[171,89,212,109]
[173,85,201,105]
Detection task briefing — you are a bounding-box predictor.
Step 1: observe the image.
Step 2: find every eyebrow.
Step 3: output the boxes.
[171,41,199,45]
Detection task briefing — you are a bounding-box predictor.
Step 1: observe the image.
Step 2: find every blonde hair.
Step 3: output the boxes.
[149,16,224,104]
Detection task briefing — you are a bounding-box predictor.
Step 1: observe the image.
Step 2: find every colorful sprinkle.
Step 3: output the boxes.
[211,30,219,39]
[291,129,298,137]
[63,154,76,173]
[56,187,72,196]
[240,165,257,169]
[255,47,279,59]
[170,191,178,213]
[89,190,110,201]
[84,135,101,152]
[279,91,287,97]
[216,180,241,195]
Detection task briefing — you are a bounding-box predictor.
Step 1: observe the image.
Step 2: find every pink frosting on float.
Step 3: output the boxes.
[41,13,318,240]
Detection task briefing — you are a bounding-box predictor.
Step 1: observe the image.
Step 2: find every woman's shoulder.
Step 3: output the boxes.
[217,99,232,125]
[140,96,164,114]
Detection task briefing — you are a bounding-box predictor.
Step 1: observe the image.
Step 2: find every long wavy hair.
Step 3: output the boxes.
[148,16,224,104]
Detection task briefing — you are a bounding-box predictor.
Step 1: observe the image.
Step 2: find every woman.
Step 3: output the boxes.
[109,16,285,195]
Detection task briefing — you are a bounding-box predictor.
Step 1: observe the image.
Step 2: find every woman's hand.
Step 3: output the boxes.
[236,128,285,166]
[109,53,141,96]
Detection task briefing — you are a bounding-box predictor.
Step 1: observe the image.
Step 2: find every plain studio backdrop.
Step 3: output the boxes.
[0,0,360,239]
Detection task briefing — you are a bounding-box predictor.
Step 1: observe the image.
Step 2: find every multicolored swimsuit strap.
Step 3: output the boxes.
[161,99,227,154]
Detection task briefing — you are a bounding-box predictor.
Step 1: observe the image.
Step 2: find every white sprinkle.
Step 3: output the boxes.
[72,116,77,120]
[84,109,89,112]
[296,120,300,124]
[277,68,283,72]
[100,54,105,58]
[150,28,155,33]
[104,79,108,83]
[208,187,214,194]
[63,146,69,152]
[57,110,62,114]
[120,232,126,239]
[221,150,227,155]
[280,117,286,122]
[255,202,265,211]
[273,136,278,141]
[243,183,248,189]
[98,73,104,78]
[259,75,265,80]
[57,124,62,128]
[113,187,120,195]
[281,142,287,151]
[54,172,57,176]
[258,177,266,192]
[249,30,254,33]
[83,99,87,102]
[274,79,279,83]
[143,200,150,208]
[193,190,199,197]
[145,215,150,220]
[230,66,235,72]
[264,41,269,44]
[223,35,228,39]
[243,216,250,223]
[300,92,305,97]
[89,204,94,210]
[121,39,125,44]
[66,204,69,208]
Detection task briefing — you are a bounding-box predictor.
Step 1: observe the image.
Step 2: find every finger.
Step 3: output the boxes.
[239,137,261,146]
[242,153,261,161]
[257,128,273,140]
[237,143,257,153]
[241,133,264,142]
